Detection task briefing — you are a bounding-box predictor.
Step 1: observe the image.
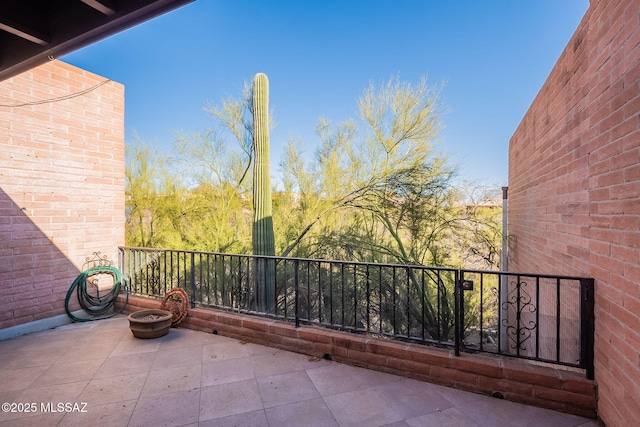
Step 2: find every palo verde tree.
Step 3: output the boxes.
[125,137,159,248]
[125,136,187,249]
[172,127,253,253]
[171,83,254,253]
[279,76,472,339]
[280,76,455,262]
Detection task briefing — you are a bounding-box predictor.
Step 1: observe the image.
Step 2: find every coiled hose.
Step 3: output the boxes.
[64,265,128,322]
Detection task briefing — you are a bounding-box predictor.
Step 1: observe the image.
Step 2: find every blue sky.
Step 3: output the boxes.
[63,0,588,188]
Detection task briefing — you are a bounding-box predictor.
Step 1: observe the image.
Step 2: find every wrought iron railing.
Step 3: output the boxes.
[118,246,594,378]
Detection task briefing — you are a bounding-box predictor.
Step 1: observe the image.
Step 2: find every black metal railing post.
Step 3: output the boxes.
[454,269,462,356]
[580,278,595,380]
[294,259,300,328]
[515,274,521,357]
[118,247,126,293]
[190,251,196,308]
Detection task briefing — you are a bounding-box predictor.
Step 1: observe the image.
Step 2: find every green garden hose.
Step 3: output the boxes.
[64,265,128,322]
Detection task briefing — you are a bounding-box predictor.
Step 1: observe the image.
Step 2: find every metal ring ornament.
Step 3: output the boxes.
[160,287,189,327]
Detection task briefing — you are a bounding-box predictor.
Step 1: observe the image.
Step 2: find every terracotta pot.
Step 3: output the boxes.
[127,309,173,339]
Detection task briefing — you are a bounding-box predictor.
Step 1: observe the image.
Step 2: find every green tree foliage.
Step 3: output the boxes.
[125,136,186,248]
[281,77,452,262]
[169,85,256,253]
[171,128,253,253]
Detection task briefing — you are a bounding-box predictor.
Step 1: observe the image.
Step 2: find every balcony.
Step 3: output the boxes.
[0,314,599,426]
[112,246,597,417]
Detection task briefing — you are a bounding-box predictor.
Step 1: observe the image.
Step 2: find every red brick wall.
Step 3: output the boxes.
[509,1,640,425]
[0,60,125,329]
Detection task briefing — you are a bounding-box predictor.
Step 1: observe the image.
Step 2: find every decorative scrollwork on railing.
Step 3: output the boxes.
[82,251,112,270]
[501,278,537,353]
[148,259,160,295]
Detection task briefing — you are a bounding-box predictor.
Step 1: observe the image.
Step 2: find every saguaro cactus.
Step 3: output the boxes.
[252,72,276,313]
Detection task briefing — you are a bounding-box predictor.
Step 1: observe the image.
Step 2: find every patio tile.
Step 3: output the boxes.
[306,363,376,396]
[575,421,602,427]
[0,335,64,355]
[239,341,279,356]
[205,333,244,346]
[324,387,404,427]
[199,379,263,422]
[30,358,104,387]
[201,356,255,387]
[0,365,49,392]
[158,327,213,350]
[31,326,90,340]
[434,385,587,427]
[87,316,129,330]
[77,372,147,406]
[264,397,339,427]
[374,378,455,419]
[151,345,204,370]
[57,399,137,427]
[257,371,320,408]
[521,402,602,427]
[109,334,162,357]
[13,381,88,404]
[0,390,21,406]
[14,330,87,352]
[0,337,32,354]
[202,340,252,362]
[250,348,329,378]
[0,411,65,426]
[199,409,269,427]
[56,321,99,331]
[405,407,478,427]
[93,352,155,379]
[74,327,129,345]
[2,346,67,369]
[59,340,120,362]
[140,364,201,397]
[359,366,405,387]
[129,388,200,427]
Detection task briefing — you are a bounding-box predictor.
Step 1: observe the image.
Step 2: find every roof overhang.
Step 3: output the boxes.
[0,0,195,81]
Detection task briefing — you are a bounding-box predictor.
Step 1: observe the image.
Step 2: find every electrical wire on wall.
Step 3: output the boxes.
[0,79,112,108]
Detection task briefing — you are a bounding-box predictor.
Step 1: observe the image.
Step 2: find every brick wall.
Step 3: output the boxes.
[0,60,125,329]
[508,0,640,425]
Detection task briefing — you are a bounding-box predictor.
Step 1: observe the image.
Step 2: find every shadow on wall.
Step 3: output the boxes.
[0,187,85,334]
[0,60,125,337]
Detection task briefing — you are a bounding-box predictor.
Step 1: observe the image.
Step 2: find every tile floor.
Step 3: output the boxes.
[0,315,600,427]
